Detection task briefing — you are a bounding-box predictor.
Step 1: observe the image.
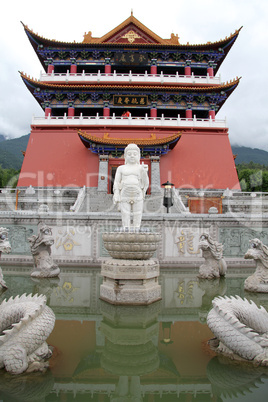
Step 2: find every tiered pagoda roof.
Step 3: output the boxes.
[21,14,242,74]
[77,130,181,156]
[20,72,240,114]
[18,14,241,191]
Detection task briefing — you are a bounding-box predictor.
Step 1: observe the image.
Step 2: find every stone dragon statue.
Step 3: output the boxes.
[244,238,268,293]
[28,223,60,278]
[207,295,268,366]
[198,233,227,279]
[0,293,55,374]
[0,227,11,289]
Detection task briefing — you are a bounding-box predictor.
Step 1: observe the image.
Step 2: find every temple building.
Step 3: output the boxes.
[18,13,241,194]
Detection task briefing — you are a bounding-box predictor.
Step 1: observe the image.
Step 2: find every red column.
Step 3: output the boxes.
[209,110,215,120]
[105,64,111,74]
[150,108,157,118]
[186,109,192,119]
[103,107,110,117]
[150,65,157,75]
[185,65,191,76]
[68,107,75,117]
[70,64,77,74]
[207,67,214,77]
[47,64,54,74]
[45,107,51,117]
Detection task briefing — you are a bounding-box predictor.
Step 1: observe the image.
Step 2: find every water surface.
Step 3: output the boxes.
[1,266,268,401]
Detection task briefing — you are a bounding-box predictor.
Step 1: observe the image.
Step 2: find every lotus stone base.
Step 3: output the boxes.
[102,231,161,260]
[101,231,162,305]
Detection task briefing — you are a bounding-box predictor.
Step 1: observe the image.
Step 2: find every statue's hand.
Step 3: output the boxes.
[113,191,120,204]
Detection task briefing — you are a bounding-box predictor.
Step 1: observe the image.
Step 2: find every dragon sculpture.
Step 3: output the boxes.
[28,223,60,278]
[0,227,11,289]
[198,233,227,279]
[207,295,268,366]
[244,238,268,293]
[0,293,55,374]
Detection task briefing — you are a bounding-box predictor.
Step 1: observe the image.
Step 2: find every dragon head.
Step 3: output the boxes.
[199,233,224,260]
[244,238,268,268]
[28,223,54,254]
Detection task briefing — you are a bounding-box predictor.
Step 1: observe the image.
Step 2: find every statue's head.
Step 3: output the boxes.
[124,143,140,165]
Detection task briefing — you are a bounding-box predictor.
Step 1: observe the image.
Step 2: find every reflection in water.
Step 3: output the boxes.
[100,301,161,376]
[0,370,54,401]
[0,266,268,401]
[31,277,60,304]
[101,302,161,401]
[207,356,268,399]
[198,277,227,324]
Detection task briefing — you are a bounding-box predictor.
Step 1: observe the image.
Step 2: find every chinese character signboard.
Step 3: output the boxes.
[113,95,148,107]
[115,52,148,65]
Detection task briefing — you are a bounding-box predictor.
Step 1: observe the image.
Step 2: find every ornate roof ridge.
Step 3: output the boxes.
[83,13,179,44]
[77,130,181,146]
[189,26,243,48]
[20,72,241,91]
[21,20,242,49]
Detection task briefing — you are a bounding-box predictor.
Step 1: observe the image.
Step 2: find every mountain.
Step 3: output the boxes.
[0,134,29,170]
[232,146,268,166]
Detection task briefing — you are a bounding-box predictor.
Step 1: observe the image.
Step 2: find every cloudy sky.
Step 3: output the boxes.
[1,0,267,151]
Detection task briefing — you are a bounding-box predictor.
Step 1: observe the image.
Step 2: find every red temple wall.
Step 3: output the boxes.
[18,128,99,188]
[18,127,240,190]
[160,130,240,190]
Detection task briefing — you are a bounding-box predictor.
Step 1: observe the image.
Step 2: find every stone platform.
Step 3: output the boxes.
[100,230,162,305]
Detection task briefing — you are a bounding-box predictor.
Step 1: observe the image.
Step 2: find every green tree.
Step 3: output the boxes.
[236,164,268,192]
[0,166,19,188]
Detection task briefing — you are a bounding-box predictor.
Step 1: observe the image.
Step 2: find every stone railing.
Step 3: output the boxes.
[0,187,267,215]
[32,114,227,129]
[0,187,80,213]
[40,70,221,85]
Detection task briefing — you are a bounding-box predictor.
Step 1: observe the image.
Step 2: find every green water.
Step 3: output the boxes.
[0,266,268,402]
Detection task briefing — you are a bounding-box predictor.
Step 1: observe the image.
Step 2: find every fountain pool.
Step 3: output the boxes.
[0,265,268,402]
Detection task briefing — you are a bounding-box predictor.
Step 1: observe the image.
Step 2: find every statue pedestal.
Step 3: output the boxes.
[100,231,162,305]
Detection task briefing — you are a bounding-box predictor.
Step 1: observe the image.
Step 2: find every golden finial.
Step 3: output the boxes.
[131,9,133,16]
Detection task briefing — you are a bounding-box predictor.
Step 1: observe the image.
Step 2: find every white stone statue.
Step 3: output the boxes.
[198,233,227,279]
[113,144,149,230]
[244,238,268,292]
[0,227,11,290]
[207,295,268,366]
[0,294,55,374]
[28,223,60,278]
